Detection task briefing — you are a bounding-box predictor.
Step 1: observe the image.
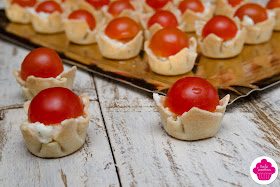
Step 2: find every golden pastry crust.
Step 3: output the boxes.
[270,8,280,31]
[215,0,250,17]
[179,2,215,32]
[96,27,143,60]
[4,0,33,24]
[78,0,106,22]
[13,66,77,100]
[196,18,246,58]
[102,8,141,23]
[153,93,230,141]
[144,37,197,75]
[20,94,90,158]
[30,10,64,34]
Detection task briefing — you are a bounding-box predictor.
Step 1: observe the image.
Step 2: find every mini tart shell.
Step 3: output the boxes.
[269,8,280,31]
[30,11,64,34]
[153,93,230,141]
[215,0,250,17]
[13,66,77,100]
[238,15,275,44]
[102,8,141,23]
[196,19,246,58]
[4,0,33,24]
[144,37,197,76]
[78,1,106,22]
[179,2,215,32]
[20,94,90,158]
[96,27,143,60]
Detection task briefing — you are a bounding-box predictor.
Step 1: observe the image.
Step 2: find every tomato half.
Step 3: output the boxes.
[147,10,178,28]
[21,48,64,81]
[149,27,189,58]
[227,0,243,7]
[234,3,268,24]
[68,10,96,30]
[146,0,172,10]
[28,87,84,125]
[178,0,204,14]
[85,0,110,9]
[105,17,141,42]
[202,15,238,41]
[266,0,280,9]
[165,77,219,115]
[108,0,134,17]
[11,0,36,7]
[36,1,63,13]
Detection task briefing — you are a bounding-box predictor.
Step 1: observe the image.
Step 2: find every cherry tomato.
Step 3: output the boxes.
[68,10,96,30]
[11,0,36,7]
[149,27,189,58]
[178,0,204,14]
[165,77,219,115]
[85,0,110,9]
[28,87,84,125]
[108,0,134,17]
[36,1,63,13]
[202,15,238,41]
[21,48,64,81]
[266,0,280,9]
[105,17,141,42]
[147,10,178,28]
[234,3,268,24]
[146,0,172,10]
[227,0,243,7]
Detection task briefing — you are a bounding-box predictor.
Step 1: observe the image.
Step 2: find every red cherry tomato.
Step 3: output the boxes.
[105,17,141,42]
[178,0,204,14]
[21,48,64,81]
[165,77,220,115]
[149,27,189,58]
[266,0,280,9]
[68,10,96,30]
[36,1,63,13]
[11,0,36,7]
[147,10,178,28]
[227,0,243,7]
[146,0,172,10]
[28,87,84,125]
[202,15,238,41]
[234,3,268,24]
[85,0,110,9]
[108,0,134,17]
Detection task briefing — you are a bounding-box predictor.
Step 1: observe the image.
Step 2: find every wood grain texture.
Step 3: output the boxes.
[0,101,119,186]
[94,76,280,186]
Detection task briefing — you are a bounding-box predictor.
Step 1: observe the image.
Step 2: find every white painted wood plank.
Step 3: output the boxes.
[0,101,119,186]
[94,76,280,186]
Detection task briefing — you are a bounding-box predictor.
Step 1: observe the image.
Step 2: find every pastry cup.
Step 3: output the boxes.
[102,8,141,23]
[13,66,77,100]
[215,0,250,17]
[20,94,90,158]
[142,0,175,13]
[153,93,230,141]
[30,10,64,34]
[237,14,275,44]
[96,27,143,60]
[196,18,246,58]
[78,0,106,22]
[144,37,197,75]
[179,2,215,32]
[270,8,280,31]
[4,0,33,24]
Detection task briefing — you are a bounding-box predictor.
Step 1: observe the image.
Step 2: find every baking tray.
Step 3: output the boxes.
[1,9,280,104]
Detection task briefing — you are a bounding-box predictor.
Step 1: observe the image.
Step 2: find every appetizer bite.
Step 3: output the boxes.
[143,0,174,13]
[153,77,230,141]
[13,48,76,100]
[64,9,101,45]
[234,3,275,44]
[79,0,110,21]
[266,0,280,31]
[30,0,64,34]
[144,27,197,75]
[177,0,215,32]
[215,0,250,17]
[196,15,246,58]
[20,87,90,158]
[97,17,143,60]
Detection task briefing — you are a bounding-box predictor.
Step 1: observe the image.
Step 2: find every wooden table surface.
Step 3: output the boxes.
[1,1,280,186]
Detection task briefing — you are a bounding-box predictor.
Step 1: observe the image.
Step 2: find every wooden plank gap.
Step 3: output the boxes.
[59,169,68,187]
[0,110,4,120]
[0,104,23,111]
